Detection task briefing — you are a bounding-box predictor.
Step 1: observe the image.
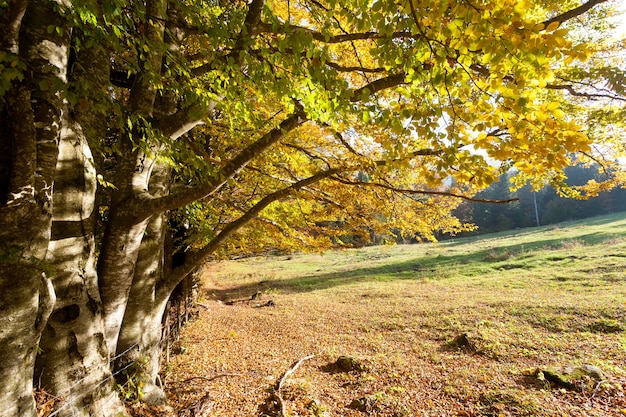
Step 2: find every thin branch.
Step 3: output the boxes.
[308,0,330,12]
[545,83,626,101]
[300,187,346,210]
[244,165,296,185]
[273,355,316,417]
[283,143,332,168]
[330,177,519,204]
[257,22,416,43]
[469,63,624,101]
[542,0,610,26]
[326,61,387,73]
[324,125,363,157]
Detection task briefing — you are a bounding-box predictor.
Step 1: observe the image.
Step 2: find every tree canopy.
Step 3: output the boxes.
[1,0,625,416]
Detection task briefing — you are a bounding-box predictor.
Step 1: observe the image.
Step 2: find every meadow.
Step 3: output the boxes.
[166,213,626,417]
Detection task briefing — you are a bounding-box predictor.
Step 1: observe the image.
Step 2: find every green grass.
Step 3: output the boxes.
[209,211,626,297]
[174,212,626,417]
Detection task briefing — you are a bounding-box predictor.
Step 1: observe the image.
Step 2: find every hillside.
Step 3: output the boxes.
[165,213,626,416]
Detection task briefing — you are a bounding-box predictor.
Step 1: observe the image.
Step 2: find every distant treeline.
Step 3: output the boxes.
[449,164,626,237]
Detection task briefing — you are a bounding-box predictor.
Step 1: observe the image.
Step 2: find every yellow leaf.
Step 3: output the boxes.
[554,28,569,37]
[536,111,549,122]
[546,21,560,32]
[546,102,559,111]
[554,35,567,47]
[513,1,529,14]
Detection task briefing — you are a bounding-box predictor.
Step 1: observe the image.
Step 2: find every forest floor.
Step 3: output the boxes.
[163,213,626,417]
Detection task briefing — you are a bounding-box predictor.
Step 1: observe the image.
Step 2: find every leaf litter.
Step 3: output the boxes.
[163,251,626,417]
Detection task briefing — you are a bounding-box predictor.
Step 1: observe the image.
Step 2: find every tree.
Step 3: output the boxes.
[453,163,626,234]
[1,0,625,415]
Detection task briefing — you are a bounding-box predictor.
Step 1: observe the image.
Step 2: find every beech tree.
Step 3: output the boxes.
[1,0,625,415]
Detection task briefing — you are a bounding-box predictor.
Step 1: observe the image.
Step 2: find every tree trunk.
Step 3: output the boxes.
[0,81,50,417]
[36,115,128,417]
[98,204,152,355]
[0,0,70,414]
[115,163,171,405]
[98,0,168,356]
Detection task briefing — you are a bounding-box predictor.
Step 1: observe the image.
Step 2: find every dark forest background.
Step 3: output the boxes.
[449,163,626,237]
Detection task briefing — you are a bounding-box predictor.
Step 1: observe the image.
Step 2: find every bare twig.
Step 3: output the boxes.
[180,374,243,384]
[270,354,315,417]
[330,177,519,204]
[276,354,315,391]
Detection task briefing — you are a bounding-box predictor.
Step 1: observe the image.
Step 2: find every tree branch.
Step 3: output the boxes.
[142,106,307,219]
[469,63,625,101]
[166,166,343,286]
[190,0,266,77]
[273,355,316,417]
[351,73,407,101]
[154,105,208,139]
[330,177,519,204]
[0,0,28,53]
[542,0,610,26]
[283,143,332,168]
[257,22,416,43]
[546,83,626,102]
[325,61,387,73]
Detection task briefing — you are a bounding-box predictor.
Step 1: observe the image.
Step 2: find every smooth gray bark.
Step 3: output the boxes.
[0,0,70,414]
[97,0,168,356]
[115,164,171,404]
[37,114,128,417]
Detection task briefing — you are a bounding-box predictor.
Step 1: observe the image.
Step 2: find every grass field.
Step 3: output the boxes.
[167,212,626,417]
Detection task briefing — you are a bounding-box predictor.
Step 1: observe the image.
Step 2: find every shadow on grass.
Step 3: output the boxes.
[444,227,623,248]
[204,228,625,302]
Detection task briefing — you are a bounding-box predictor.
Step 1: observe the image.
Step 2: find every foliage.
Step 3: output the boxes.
[116,358,150,401]
[6,0,621,258]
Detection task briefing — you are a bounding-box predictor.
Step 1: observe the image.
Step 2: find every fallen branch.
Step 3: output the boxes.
[168,373,242,390]
[225,291,266,305]
[276,354,315,392]
[265,354,315,417]
[253,300,275,308]
[182,373,243,384]
[173,374,242,417]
